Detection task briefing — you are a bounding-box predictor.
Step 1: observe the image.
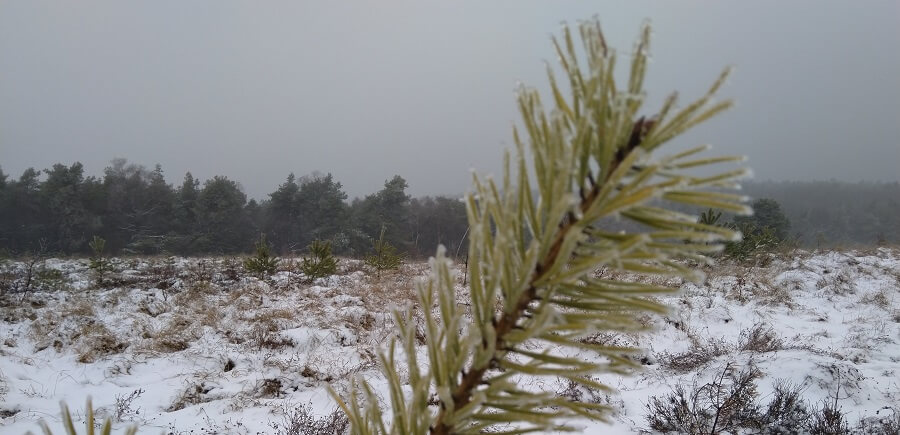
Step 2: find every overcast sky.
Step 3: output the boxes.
[1,1,898,200]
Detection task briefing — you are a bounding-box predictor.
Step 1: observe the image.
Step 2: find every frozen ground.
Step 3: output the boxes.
[0,250,898,434]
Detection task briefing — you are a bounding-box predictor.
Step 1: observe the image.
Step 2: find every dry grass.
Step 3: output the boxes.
[738,323,783,353]
[173,281,217,307]
[859,288,892,309]
[247,321,295,351]
[147,314,199,353]
[166,380,215,412]
[816,268,856,296]
[252,308,297,323]
[76,323,126,363]
[657,338,730,373]
[254,378,284,398]
[268,402,350,435]
[62,297,95,318]
[354,279,417,311]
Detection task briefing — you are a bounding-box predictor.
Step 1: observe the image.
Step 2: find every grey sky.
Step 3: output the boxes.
[1,1,898,200]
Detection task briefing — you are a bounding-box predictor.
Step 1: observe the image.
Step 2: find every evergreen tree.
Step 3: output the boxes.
[296,172,349,249]
[332,21,747,434]
[101,159,157,253]
[351,175,411,254]
[299,239,338,282]
[408,196,468,258]
[88,235,110,287]
[3,168,45,252]
[171,172,200,252]
[364,225,403,276]
[244,234,280,278]
[265,173,302,253]
[195,176,252,253]
[733,198,790,240]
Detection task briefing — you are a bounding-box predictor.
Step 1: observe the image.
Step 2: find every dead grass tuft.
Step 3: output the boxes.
[859,289,892,309]
[76,323,127,363]
[255,378,284,398]
[816,269,856,296]
[300,365,335,383]
[657,337,730,373]
[63,297,95,318]
[167,380,215,412]
[738,323,783,353]
[268,402,350,435]
[252,309,297,323]
[646,362,762,434]
[248,321,295,351]
[148,315,198,353]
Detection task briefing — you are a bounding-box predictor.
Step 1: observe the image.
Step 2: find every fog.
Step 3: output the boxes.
[1,1,898,199]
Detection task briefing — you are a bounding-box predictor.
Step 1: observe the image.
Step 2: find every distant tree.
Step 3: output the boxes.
[1,168,45,252]
[351,175,411,253]
[733,198,790,240]
[244,199,263,239]
[170,172,200,252]
[126,164,175,254]
[408,195,468,258]
[296,172,348,249]
[194,176,252,253]
[0,167,7,249]
[40,162,92,253]
[265,173,302,253]
[101,159,157,253]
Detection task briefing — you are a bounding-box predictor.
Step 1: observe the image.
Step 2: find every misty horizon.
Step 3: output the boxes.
[2,1,899,200]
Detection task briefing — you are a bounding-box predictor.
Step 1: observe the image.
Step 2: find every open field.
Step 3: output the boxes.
[1,249,898,434]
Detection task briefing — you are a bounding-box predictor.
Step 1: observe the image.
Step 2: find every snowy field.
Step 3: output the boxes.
[1,249,898,434]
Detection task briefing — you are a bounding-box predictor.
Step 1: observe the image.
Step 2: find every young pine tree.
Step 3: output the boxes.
[88,235,109,287]
[331,20,748,434]
[699,208,723,226]
[243,234,280,278]
[299,239,338,283]
[364,226,403,276]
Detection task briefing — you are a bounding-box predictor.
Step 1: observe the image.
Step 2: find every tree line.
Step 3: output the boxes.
[0,159,468,258]
[1,161,897,258]
[741,180,900,247]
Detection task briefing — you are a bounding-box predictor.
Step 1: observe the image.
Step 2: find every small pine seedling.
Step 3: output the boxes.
[244,234,280,278]
[300,240,338,283]
[699,208,723,226]
[88,236,109,288]
[364,226,403,276]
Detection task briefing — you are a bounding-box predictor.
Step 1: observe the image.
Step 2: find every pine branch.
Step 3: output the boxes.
[430,94,654,435]
[332,19,750,435]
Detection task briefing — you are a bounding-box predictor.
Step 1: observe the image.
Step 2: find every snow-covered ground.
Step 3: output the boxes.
[1,250,898,434]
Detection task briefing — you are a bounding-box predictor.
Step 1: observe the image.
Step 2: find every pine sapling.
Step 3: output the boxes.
[699,208,723,226]
[364,226,403,276]
[300,240,338,283]
[244,234,280,278]
[88,236,109,288]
